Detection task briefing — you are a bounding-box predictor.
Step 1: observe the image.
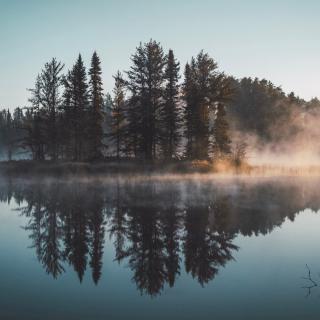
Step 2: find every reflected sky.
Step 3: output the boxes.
[0,177,319,319]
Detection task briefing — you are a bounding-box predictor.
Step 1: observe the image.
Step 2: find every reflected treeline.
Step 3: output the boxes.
[0,177,319,296]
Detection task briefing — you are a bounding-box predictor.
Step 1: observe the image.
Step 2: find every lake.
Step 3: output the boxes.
[0,176,319,319]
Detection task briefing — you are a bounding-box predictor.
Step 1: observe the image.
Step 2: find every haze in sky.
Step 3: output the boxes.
[1,0,319,109]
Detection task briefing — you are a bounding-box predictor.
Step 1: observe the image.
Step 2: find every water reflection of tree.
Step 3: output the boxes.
[0,178,319,297]
[184,200,238,286]
[22,183,65,278]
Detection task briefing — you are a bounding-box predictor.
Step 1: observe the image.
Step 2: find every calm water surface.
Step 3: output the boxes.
[0,176,320,319]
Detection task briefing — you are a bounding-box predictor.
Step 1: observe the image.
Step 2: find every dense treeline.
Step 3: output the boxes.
[1,39,319,162]
[228,78,320,144]
[0,108,25,160]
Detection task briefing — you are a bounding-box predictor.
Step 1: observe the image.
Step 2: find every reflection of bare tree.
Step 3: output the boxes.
[302,264,319,297]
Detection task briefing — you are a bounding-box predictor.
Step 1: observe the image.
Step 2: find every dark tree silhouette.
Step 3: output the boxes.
[88,51,105,160]
[183,51,233,159]
[63,55,89,161]
[111,71,126,160]
[160,49,182,159]
[26,58,64,160]
[125,40,166,160]
[212,103,231,158]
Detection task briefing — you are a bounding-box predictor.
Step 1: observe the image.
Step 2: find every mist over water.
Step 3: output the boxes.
[0,176,320,319]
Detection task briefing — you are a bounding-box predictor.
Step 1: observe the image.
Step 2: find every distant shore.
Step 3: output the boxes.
[0,160,217,177]
[1,160,320,178]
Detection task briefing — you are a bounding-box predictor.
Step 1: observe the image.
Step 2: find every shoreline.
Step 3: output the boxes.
[0,160,320,179]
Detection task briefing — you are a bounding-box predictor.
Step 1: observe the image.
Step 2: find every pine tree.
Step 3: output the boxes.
[111,71,126,160]
[41,58,64,160]
[26,75,46,160]
[126,40,166,160]
[193,51,217,160]
[161,49,181,159]
[183,60,197,159]
[25,59,64,160]
[67,55,89,161]
[88,51,104,160]
[183,51,232,160]
[60,70,73,159]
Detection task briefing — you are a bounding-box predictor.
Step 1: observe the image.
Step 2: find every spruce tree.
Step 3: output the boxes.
[126,40,166,160]
[67,55,89,161]
[42,58,64,160]
[111,71,126,160]
[183,51,232,160]
[183,60,197,159]
[27,75,46,160]
[88,51,104,160]
[26,59,64,160]
[161,49,181,159]
[60,70,73,159]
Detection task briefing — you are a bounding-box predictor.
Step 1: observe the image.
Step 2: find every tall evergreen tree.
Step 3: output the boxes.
[183,60,197,159]
[111,71,126,160]
[40,58,64,160]
[25,59,64,160]
[126,40,166,160]
[65,55,89,161]
[26,75,46,160]
[183,51,232,159]
[88,51,104,160]
[160,49,181,159]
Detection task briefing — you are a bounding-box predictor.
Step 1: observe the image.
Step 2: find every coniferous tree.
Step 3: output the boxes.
[26,75,46,160]
[183,60,197,159]
[111,71,126,160]
[88,51,104,160]
[160,49,181,159]
[40,58,64,160]
[183,51,232,159]
[65,55,89,161]
[126,40,166,160]
[25,59,64,160]
[59,70,73,159]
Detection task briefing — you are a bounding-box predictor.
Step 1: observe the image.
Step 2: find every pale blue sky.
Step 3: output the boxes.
[1,0,320,109]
